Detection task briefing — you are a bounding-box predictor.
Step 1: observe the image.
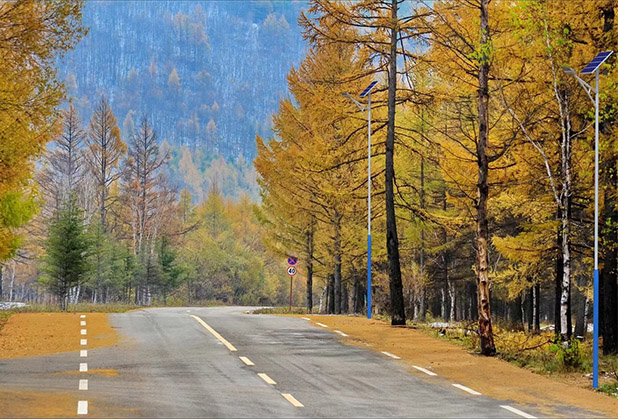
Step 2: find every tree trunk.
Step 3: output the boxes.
[9,263,15,301]
[334,212,342,314]
[527,286,534,332]
[532,284,541,333]
[319,286,327,314]
[449,280,456,322]
[559,165,572,342]
[440,287,446,320]
[342,284,349,313]
[305,219,315,314]
[353,276,364,314]
[574,290,587,339]
[475,0,496,356]
[601,160,618,353]
[555,207,563,335]
[417,155,426,321]
[385,0,405,326]
[327,275,335,314]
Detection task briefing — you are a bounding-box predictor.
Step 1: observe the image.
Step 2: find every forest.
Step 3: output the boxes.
[1,0,618,368]
[256,0,618,360]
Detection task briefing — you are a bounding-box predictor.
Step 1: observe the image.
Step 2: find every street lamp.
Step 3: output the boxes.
[563,50,613,389]
[343,80,378,319]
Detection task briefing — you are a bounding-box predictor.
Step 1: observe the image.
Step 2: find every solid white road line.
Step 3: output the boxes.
[334,330,349,337]
[80,329,87,335]
[79,379,88,391]
[239,356,254,366]
[500,405,536,419]
[452,383,481,395]
[315,322,328,328]
[77,400,88,415]
[80,314,86,319]
[80,321,86,326]
[79,363,88,372]
[301,317,310,321]
[80,339,87,346]
[189,315,237,352]
[412,365,437,376]
[80,350,87,358]
[258,373,276,385]
[281,393,304,407]
[381,351,400,359]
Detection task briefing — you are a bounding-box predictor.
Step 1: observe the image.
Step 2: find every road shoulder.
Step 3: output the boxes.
[0,312,117,359]
[291,314,618,417]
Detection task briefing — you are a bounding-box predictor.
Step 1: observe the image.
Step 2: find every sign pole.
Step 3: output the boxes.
[286,258,297,313]
[593,67,600,389]
[289,275,293,312]
[367,90,372,320]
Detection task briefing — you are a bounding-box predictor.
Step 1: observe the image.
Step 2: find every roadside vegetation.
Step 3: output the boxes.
[256,0,618,363]
[411,318,618,398]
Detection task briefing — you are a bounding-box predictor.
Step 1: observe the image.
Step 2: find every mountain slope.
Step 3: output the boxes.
[59,0,307,199]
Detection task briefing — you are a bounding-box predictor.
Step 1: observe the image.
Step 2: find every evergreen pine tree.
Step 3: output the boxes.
[41,197,91,310]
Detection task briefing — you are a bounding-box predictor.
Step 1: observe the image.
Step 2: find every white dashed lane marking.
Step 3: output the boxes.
[80,350,87,357]
[381,351,400,359]
[81,329,87,335]
[452,384,481,395]
[334,330,348,337]
[81,321,86,326]
[315,322,328,328]
[282,393,304,407]
[79,363,88,372]
[77,400,88,415]
[301,317,310,321]
[80,339,87,346]
[80,314,86,319]
[412,366,437,376]
[79,379,88,391]
[500,405,536,418]
[258,373,276,385]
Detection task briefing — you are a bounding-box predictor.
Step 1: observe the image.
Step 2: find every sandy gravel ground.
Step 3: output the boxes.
[0,312,117,359]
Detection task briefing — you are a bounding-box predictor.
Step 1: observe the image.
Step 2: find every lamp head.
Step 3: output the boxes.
[562,65,576,75]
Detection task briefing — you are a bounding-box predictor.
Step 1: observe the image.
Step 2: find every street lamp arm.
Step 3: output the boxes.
[562,66,595,103]
[342,92,367,116]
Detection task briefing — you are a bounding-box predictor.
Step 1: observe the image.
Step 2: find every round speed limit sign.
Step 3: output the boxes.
[287,266,297,276]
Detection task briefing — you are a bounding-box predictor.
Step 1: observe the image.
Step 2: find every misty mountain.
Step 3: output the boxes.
[59,0,307,199]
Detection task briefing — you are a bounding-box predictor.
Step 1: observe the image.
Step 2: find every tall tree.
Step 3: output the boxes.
[299,0,431,324]
[39,104,87,216]
[85,96,126,232]
[85,96,125,301]
[0,0,85,261]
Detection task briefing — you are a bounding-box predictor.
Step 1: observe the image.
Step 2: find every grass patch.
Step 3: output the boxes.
[414,319,618,398]
[5,303,139,314]
[250,306,334,315]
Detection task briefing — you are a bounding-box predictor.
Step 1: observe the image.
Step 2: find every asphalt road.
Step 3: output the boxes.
[0,307,591,417]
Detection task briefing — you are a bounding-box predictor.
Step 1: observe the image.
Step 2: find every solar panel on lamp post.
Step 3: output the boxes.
[563,50,613,389]
[343,81,378,319]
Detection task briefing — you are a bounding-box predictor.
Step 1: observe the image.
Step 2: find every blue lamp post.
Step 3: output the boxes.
[343,81,378,319]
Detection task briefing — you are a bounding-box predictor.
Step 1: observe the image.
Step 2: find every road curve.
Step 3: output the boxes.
[0,306,582,417]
